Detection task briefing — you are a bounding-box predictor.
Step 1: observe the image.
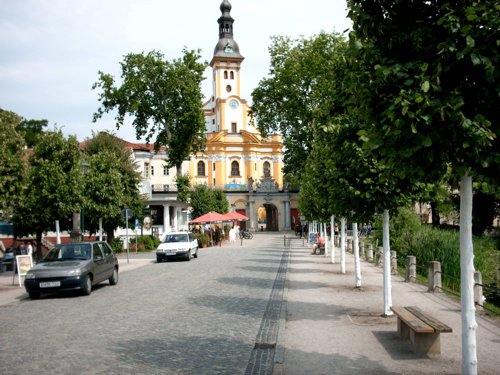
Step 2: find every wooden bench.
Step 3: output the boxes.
[391,306,452,355]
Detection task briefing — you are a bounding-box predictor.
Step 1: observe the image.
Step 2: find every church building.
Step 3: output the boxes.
[125,0,300,236]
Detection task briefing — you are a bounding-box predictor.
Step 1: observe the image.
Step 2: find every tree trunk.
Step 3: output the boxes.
[460,173,478,375]
[353,222,362,288]
[383,209,393,316]
[340,217,346,274]
[35,230,43,262]
[330,215,335,264]
[323,222,328,256]
[430,201,440,227]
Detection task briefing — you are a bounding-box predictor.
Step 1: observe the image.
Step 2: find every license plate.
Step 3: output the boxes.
[166,250,177,255]
[40,281,61,288]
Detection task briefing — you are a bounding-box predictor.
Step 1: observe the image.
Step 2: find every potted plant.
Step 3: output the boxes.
[213,227,223,246]
[224,224,231,240]
[196,232,210,248]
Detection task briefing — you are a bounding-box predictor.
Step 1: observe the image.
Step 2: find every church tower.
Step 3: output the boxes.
[192,0,295,232]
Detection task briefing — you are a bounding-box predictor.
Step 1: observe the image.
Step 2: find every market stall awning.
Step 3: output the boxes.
[189,212,229,224]
[224,212,249,221]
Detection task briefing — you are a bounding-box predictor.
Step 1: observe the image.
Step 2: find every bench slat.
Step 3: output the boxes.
[391,307,434,333]
[405,306,453,333]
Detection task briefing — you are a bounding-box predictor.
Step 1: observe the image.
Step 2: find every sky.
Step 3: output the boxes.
[0,0,352,143]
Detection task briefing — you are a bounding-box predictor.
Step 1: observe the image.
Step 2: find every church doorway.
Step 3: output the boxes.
[257,203,278,231]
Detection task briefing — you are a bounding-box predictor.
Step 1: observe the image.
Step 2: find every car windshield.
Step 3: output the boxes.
[163,234,188,243]
[43,244,91,261]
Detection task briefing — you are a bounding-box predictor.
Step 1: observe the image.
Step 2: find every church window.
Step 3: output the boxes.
[231,122,237,133]
[230,71,234,80]
[224,71,228,79]
[197,161,206,176]
[226,85,232,93]
[263,161,271,177]
[231,161,240,176]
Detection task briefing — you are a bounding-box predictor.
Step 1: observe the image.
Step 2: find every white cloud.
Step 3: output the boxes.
[0,0,352,142]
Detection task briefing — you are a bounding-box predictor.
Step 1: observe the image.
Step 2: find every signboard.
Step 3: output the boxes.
[15,255,33,287]
[309,232,318,245]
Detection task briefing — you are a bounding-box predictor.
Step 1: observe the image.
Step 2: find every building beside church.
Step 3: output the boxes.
[120,0,300,237]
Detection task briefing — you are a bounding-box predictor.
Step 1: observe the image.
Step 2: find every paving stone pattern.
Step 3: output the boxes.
[0,233,290,375]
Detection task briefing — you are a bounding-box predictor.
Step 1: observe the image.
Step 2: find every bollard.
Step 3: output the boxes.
[360,242,365,259]
[367,244,373,262]
[428,261,442,292]
[405,256,416,283]
[474,271,484,311]
[347,239,352,252]
[390,251,398,274]
[375,247,383,266]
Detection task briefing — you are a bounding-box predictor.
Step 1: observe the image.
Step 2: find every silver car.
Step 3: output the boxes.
[24,241,119,299]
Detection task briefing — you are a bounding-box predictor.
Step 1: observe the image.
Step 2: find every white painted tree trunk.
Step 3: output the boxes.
[460,173,478,375]
[330,215,335,264]
[383,209,393,316]
[55,220,61,244]
[353,222,362,287]
[99,218,103,241]
[323,222,329,257]
[340,217,346,274]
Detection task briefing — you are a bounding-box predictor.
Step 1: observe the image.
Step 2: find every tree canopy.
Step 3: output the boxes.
[0,109,26,220]
[93,48,208,172]
[251,32,350,179]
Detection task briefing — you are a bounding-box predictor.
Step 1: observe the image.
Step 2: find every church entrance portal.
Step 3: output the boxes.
[257,204,278,231]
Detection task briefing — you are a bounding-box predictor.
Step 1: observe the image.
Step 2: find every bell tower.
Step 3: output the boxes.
[210,0,244,104]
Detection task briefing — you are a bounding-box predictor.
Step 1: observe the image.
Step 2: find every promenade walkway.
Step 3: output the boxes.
[276,237,500,375]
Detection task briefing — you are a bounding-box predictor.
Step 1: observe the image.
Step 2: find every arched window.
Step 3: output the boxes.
[263,161,271,177]
[230,71,234,80]
[197,161,206,176]
[231,161,240,176]
[224,71,228,79]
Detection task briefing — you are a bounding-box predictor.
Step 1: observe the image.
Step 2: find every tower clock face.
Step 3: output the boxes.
[230,99,238,109]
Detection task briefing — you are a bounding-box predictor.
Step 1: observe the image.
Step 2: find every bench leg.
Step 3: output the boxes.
[410,331,441,355]
[397,318,410,339]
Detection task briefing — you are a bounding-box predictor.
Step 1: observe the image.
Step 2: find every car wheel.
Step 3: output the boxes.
[81,274,92,296]
[185,249,191,261]
[29,291,40,300]
[157,257,162,263]
[193,247,198,258]
[109,267,118,285]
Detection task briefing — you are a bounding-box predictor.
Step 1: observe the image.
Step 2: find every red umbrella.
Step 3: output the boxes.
[224,212,249,221]
[189,211,229,224]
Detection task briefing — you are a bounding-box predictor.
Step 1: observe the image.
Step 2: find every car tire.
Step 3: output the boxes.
[157,257,162,263]
[109,267,118,285]
[29,291,40,300]
[193,247,198,258]
[185,249,191,261]
[81,274,92,296]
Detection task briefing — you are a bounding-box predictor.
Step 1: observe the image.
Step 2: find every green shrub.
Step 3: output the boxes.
[386,207,498,296]
[110,238,123,253]
[195,232,210,247]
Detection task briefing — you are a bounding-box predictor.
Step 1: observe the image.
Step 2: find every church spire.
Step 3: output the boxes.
[212,0,243,64]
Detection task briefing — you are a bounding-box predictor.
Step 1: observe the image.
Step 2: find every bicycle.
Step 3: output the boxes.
[239,230,253,239]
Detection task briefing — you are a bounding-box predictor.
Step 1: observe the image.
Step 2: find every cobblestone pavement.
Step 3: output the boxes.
[0,233,291,375]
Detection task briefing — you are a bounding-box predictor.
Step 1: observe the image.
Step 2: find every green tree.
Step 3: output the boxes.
[18,118,48,148]
[93,49,207,175]
[212,188,229,215]
[250,32,349,179]
[12,130,82,259]
[0,109,26,220]
[189,185,215,219]
[347,1,499,372]
[82,132,145,242]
